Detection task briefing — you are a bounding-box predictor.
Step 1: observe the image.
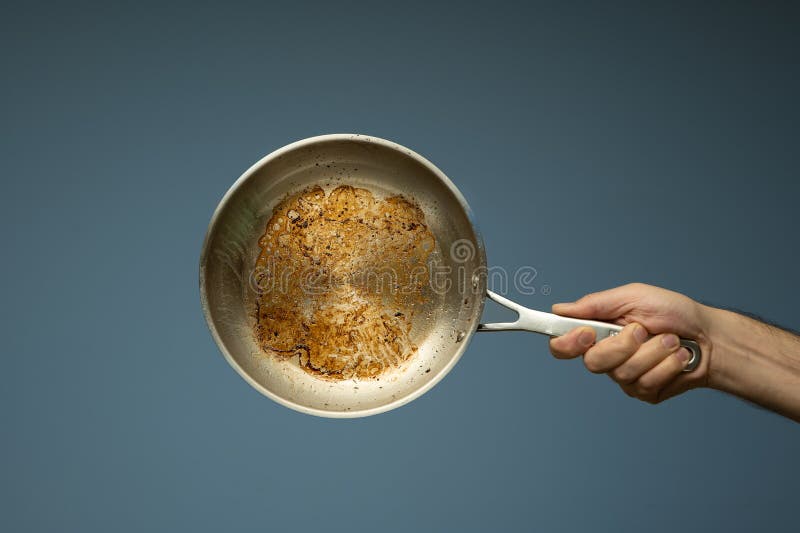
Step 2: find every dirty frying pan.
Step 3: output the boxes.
[199,134,701,417]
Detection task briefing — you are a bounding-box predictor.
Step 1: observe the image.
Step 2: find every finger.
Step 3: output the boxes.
[654,347,702,401]
[621,347,691,403]
[549,327,595,359]
[582,323,648,374]
[552,283,644,320]
[608,333,681,385]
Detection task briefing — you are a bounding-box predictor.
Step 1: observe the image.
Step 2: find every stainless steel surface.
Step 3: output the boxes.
[478,290,701,371]
[200,134,487,417]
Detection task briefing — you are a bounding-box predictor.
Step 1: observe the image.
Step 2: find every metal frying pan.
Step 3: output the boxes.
[199,134,701,417]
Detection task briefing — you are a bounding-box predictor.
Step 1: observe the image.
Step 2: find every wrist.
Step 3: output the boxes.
[700,305,747,393]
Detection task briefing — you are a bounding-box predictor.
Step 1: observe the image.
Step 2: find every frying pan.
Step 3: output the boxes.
[199,134,701,417]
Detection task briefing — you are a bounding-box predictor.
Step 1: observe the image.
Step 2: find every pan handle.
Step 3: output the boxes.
[477,290,701,372]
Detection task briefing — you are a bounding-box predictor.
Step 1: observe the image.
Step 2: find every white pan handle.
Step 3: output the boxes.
[478,290,701,372]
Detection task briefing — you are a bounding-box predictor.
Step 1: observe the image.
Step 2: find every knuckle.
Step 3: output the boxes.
[621,379,661,404]
[635,382,655,398]
[637,374,657,391]
[636,382,658,404]
[610,366,635,384]
[582,350,605,373]
[576,297,597,314]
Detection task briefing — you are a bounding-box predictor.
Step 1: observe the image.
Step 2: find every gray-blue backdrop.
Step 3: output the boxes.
[2,1,798,531]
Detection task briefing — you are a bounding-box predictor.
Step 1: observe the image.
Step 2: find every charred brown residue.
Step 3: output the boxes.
[253,185,435,380]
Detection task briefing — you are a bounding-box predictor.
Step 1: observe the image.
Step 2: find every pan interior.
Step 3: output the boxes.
[200,135,486,416]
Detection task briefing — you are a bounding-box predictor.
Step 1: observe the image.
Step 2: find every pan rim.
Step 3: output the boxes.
[199,133,487,417]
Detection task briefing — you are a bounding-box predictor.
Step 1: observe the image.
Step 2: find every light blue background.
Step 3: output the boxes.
[2,1,798,531]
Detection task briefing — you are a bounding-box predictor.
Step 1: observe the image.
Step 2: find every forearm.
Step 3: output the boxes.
[704,306,800,422]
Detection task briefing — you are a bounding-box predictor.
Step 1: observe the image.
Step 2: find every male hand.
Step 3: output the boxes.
[549,283,713,404]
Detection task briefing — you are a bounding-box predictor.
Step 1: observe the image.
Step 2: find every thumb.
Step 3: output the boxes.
[552,285,637,320]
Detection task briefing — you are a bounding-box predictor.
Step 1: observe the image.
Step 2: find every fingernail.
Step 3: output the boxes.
[633,325,648,344]
[661,334,679,349]
[675,347,690,365]
[578,329,594,347]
